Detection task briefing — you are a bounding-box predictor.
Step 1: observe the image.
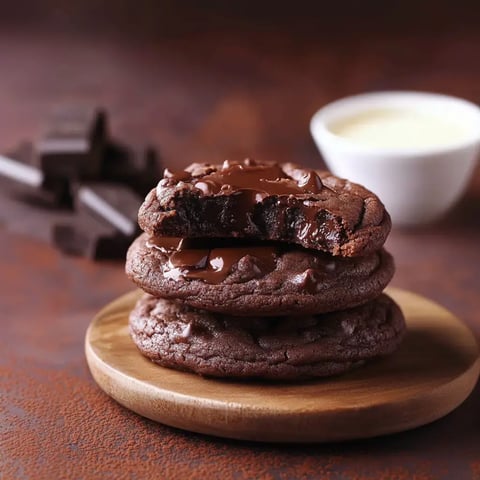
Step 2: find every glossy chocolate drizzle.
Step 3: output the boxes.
[146,236,278,283]
[160,159,323,200]
[154,159,344,264]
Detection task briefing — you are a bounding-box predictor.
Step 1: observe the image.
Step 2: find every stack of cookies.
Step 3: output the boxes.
[126,160,405,380]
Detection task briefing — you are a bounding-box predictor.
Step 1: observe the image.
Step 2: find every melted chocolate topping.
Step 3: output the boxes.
[146,236,278,283]
[152,160,344,252]
[159,159,323,199]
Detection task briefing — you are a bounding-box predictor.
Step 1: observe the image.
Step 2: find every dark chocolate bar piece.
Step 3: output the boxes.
[0,105,162,261]
[52,212,134,260]
[37,106,107,180]
[3,142,71,206]
[0,174,73,243]
[101,140,161,196]
[75,183,141,236]
[0,152,43,188]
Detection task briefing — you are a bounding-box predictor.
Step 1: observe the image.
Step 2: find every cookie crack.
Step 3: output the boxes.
[352,196,367,233]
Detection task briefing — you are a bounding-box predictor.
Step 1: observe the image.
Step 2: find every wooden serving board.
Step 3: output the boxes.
[85,288,480,443]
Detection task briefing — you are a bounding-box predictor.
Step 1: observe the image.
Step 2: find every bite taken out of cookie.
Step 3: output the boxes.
[138,160,391,257]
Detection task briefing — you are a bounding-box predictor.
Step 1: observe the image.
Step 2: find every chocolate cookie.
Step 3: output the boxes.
[126,233,395,316]
[138,160,391,257]
[129,293,406,380]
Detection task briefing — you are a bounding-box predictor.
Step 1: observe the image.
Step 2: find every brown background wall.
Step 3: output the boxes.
[1,1,480,169]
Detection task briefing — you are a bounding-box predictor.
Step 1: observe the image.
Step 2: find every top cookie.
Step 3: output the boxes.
[138,159,391,256]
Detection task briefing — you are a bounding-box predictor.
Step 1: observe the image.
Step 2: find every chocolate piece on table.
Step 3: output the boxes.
[37,106,108,180]
[0,175,73,243]
[52,212,134,260]
[76,183,141,236]
[3,141,71,206]
[101,140,161,196]
[0,152,43,188]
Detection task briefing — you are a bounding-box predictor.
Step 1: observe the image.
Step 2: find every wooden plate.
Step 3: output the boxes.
[85,288,480,443]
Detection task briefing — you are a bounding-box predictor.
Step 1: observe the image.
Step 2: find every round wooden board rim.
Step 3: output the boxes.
[85,287,480,443]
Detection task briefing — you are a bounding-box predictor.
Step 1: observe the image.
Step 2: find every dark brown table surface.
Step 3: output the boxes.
[1,7,480,479]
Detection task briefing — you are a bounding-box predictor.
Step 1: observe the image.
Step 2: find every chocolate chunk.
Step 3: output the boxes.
[4,142,71,206]
[144,235,277,283]
[101,140,161,196]
[138,160,391,257]
[52,212,133,260]
[0,174,73,243]
[0,153,43,188]
[37,106,107,180]
[76,183,141,236]
[0,107,162,261]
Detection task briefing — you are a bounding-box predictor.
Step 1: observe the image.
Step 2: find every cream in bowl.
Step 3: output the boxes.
[310,91,480,226]
[329,108,472,149]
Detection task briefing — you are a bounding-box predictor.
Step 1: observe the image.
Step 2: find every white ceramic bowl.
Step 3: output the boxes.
[310,91,480,226]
